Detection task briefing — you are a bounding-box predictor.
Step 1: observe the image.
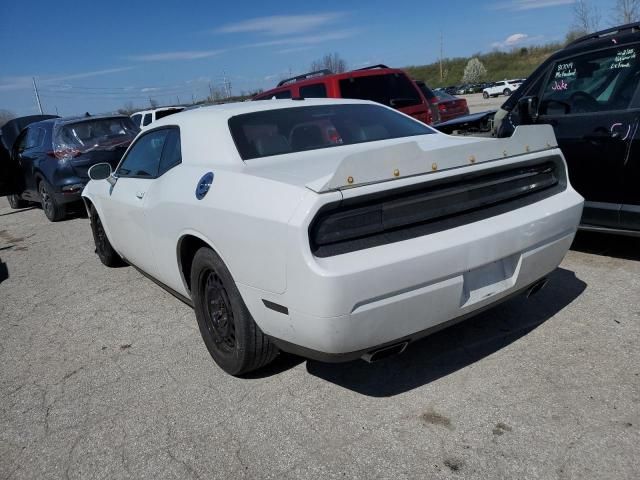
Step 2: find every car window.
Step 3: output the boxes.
[540,45,640,115]
[229,104,435,160]
[117,129,169,178]
[131,114,142,127]
[339,73,422,108]
[155,108,183,120]
[142,113,152,126]
[25,127,45,149]
[273,90,292,99]
[158,128,182,176]
[299,83,327,98]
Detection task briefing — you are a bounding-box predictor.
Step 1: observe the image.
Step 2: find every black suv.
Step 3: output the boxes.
[0,114,138,221]
[495,23,640,236]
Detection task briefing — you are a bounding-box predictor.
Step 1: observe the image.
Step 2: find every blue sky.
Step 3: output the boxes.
[0,0,618,116]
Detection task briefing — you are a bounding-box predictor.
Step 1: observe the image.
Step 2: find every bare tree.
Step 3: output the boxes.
[613,0,640,24]
[0,109,15,127]
[149,98,159,108]
[462,58,487,83]
[117,101,136,115]
[573,0,600,34]
[310,53,348,73]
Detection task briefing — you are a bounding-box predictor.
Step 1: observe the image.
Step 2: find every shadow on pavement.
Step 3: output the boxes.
[571,231,640,262]
[305,267,586,397]
[0,258,8,284]
[0,206,36,217]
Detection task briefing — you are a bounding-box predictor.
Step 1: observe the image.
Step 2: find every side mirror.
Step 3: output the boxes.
[517,96,539,125]
[88,163,112,181]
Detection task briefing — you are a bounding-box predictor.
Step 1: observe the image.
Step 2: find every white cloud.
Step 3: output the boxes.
[491,0,574,10]
[127,50,224,62]
[243,29,358,49]
[491,33,544,48]
[215,13,344,36]
[0,67,135,92]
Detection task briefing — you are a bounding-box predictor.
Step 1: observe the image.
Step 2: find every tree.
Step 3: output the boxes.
[149,98,159,108]
[573,0,600,35]
[310,53,347,73]
[613,0,640,24]
[117,101,136,115]
[0,109,15,128]
[461,58,487,83]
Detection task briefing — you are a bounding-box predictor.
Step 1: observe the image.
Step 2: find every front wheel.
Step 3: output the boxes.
[7,194,28,209]
[191,247,278,375]
[483,92,489,99]
[503,88,512,96]
[38,180,66,222]
[90,206,125,267]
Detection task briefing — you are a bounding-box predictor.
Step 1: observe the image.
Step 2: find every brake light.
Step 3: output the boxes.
[438,104,448,112]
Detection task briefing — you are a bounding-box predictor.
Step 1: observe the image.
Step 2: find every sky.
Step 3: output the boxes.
[0,0,619,116]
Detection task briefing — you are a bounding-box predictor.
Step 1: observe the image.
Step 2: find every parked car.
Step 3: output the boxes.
[1,114,138,221]
[130,106,185,129]
[483,80,522,98]
[254,65,433,124]
[81,98,582,375]
[0,115,58,204]
[415,81,470,123]
[494,22,640,235]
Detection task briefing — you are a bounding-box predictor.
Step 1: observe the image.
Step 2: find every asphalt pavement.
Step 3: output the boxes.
[0,197,639,479]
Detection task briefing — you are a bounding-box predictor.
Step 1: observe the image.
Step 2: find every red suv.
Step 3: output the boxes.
[254,65,433,125]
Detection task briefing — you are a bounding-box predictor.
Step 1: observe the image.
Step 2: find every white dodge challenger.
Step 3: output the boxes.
[82,98,583,375]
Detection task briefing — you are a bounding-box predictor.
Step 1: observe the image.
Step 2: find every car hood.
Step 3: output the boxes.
[242,125,558,193]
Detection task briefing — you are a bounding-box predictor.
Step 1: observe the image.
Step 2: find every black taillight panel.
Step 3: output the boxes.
[309,156,566,257]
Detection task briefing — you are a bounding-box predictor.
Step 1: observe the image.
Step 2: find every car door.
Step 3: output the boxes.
[536,44,640,229]
[13,127,44,200]
[104,128,170,276]
[0,134,19,196]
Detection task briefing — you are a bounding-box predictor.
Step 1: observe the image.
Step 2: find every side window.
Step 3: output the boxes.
[116,129,169,178]
[540,45,640,115]
[25,127,44,149]
[131,114,142,127]
[142,113,152,126]
[158,129,182,176]
[273,90,292,99]
[299,83,327,98]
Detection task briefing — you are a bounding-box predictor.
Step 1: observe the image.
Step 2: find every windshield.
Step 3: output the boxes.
[54,117,139,156]
[229,104,435,160]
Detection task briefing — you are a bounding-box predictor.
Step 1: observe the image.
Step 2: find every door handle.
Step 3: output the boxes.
[135,192,145,199]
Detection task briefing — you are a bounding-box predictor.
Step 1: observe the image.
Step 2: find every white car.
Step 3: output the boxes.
[82,98,583,375]
[483,80,522,98]
[130,106,185,129]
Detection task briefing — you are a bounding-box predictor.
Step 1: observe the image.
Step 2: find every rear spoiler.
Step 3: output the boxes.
[434,110,497,134]
[309,124,558,192]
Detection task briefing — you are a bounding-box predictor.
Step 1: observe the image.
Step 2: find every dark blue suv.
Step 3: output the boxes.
[0,114,138,221]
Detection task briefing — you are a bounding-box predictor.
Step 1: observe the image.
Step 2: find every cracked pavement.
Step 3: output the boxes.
[0,198,639,479]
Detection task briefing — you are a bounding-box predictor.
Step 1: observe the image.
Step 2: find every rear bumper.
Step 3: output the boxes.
[239,187,584,357]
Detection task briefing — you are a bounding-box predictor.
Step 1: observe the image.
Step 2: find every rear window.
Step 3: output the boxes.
[339,73,423,108]
[53,117,138,156]
[229,104,434,160]
[155,108,184,120]
[434,91,457,101]
[415,82,436,100]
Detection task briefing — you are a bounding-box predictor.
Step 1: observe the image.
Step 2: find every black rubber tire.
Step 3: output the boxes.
[503,88,512,96]
[483,92,489,99]
[38,180,66,222]
[90,206,125,267]
[190,247,278,375]
[7,194,28,209]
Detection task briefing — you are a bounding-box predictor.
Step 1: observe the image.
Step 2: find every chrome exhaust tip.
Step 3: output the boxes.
[526,278,548,298]
[362,341,409,363]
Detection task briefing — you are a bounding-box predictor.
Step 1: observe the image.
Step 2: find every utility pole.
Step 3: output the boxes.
[32,77,43,114]
[176,96,180,105]
[208,82,213,99]
[439,32,444,82]
[223,71,231,98]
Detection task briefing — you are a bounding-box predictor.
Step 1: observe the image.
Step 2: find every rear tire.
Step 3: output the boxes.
[483,92,489,99]
[7,194,28,209]
[38,180,66,222]
[190,247,278,375]
[90,206,125,267]
[503,88,512,96]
